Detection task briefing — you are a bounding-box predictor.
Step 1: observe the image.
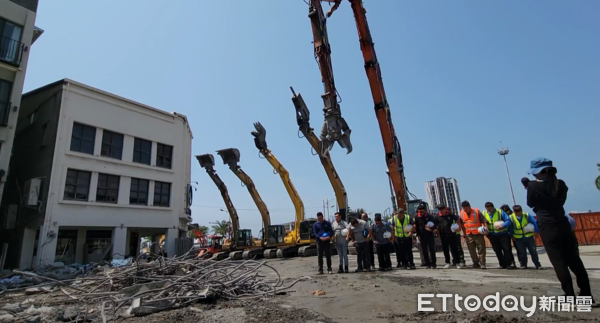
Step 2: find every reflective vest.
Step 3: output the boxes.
[482,209,508,234]
[510,213,534,239]
[460,208,482,235]
[439,212,461,235]
[393,214,410,238]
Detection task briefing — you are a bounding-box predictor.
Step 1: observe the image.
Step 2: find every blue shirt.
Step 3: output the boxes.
[313,220,334,244]
[485,209,512,236]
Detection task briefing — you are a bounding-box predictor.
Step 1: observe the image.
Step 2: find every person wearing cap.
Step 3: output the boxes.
[526,158,595,304]
[391,210,416,269]
[483,202,514,269]
[313,212,334,275]
[459,201,488,269]
[361,213,376,268]
[510,205,543,269]
[414,204,438,269]
[500,204,519,268]
[435,204,462,269]
[332,212,350,273]
[371,213,394,271]
[349,216,373,272]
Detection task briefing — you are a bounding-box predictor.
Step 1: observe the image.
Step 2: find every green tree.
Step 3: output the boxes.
[211,220,230,236]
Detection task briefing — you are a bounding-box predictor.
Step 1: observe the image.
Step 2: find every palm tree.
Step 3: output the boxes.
[211,220,230,236]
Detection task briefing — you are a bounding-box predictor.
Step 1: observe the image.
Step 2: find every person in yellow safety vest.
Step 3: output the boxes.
[391,210,416,270]
[500,204,519,268]
[483,202,515,269]
[509,205,543,269]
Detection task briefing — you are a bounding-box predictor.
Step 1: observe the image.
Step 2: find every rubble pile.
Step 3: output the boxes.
[0,252,308,322]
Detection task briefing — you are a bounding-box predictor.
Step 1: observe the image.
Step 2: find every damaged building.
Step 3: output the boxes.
[0,79,193,269]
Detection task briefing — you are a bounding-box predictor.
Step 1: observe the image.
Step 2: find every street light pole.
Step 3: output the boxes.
[498,143,516,206]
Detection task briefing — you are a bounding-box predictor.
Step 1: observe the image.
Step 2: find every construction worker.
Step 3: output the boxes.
[483,202,515,269]
[414,204,437,269]
[371,213,393,271]
[500,204,519,268]
[526,158,595,304]
[332,212,350,273]
[459,200,488,269]
[435,204,462,269]
[509,205,542,269]
[391,210,416,269]
[454,219,467,268]
[349,217,372,272]
[313,212,334,275]
[361,213,375,268]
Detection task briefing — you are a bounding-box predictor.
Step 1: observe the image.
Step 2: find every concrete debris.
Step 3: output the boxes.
[311,290,326,296]
[0,249,308,322]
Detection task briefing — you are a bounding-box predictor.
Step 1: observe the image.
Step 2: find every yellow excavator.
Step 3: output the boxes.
[251,122,317,257]
[290,87,349,222]
[196,154,257,260]
[215,147,283,259]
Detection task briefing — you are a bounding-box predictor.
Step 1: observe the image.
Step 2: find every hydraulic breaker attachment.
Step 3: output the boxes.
[216,148,241,167]
[251,122,268,151]
[196,154,216,170]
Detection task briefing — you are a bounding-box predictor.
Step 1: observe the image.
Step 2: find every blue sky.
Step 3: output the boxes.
[24,1,600,234]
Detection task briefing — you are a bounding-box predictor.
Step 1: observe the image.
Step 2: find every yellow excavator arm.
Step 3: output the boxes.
[290,87,348,221]
[251,122,305,234]
[196,154,239,245]
[216,148,271,245]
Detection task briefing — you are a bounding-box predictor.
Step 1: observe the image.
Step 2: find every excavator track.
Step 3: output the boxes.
[298,245,317,257]
[228,251,244,260]
[241,249,263,260]
[211,252,230,261]
[276,246,299,258]
[263,249,278,259]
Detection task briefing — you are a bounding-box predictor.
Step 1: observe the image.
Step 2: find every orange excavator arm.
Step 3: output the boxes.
[325,0,408,211]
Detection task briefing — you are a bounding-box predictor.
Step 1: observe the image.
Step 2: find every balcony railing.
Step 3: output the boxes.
[0,36,24,66]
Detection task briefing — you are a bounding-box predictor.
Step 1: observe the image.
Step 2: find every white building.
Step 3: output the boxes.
[1,79,193,269]
[0,0,43,211]
[424,177,461,215]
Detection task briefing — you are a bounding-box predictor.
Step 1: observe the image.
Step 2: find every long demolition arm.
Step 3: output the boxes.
[308,0,352,156]
[196,154,240,242]
[326,0,408,210]
[251,122,305,229]
[216,148,271,242]
[290,87,348,221]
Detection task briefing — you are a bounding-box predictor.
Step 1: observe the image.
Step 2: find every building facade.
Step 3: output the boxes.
[424,177,461,216]
[1,79,193,269]
[0,0,43,212]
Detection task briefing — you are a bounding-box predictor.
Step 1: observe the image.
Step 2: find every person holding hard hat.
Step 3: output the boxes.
[414,204,438,269]
[435,204,462,269]
[509,205,542,269]
[349,216,373,272]
[460,200,489,269]
[500,204,519,268]
[313,212,334,275]
[371,213,394,271]
[483,202,514,269]
[391,209,416,269]
[332,212,350,273]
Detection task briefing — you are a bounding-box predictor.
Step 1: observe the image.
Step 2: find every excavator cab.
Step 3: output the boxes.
[299,219,317,241]
[266,225,286,246]
[197,154,216,169]
[251,122,268,151]
[216,148,241,166]
[237,229,253,248]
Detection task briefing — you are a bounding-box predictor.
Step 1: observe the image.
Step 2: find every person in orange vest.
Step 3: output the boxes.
[459,200,489,269]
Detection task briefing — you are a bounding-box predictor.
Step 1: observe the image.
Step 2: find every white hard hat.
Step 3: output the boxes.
[478,226,488,234]
[426,221,434,228]
[523,223,535,233]
[450,223,460,232]
[341,229,348,237]
[404,224,413,232]
[383,231,392,239]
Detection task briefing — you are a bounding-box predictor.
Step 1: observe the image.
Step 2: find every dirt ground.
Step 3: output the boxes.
[3,247,599,322]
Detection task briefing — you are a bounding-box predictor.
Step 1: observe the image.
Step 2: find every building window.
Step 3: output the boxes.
[156,143,173,169]
[153,181,171,207]
[133,138,151,165]
[0,79,11,125]
[70,122,96,155]
[130,178,149,205]
[64,169,91,201]
[0,19,23,65]
[96,173,120,203]
[101,130,124,160]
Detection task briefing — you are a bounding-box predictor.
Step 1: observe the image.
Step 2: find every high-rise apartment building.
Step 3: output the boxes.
[424,177,461,215]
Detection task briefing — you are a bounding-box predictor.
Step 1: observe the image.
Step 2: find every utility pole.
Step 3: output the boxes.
[498,143,516,206]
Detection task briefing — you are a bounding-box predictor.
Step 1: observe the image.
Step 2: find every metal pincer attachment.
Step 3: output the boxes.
[216,148,241,168]
[320,113,352,156]
[251,122,268,151]
[196,154,216,170]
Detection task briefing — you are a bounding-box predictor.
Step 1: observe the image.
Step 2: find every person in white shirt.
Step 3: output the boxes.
[332,212,350,273]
